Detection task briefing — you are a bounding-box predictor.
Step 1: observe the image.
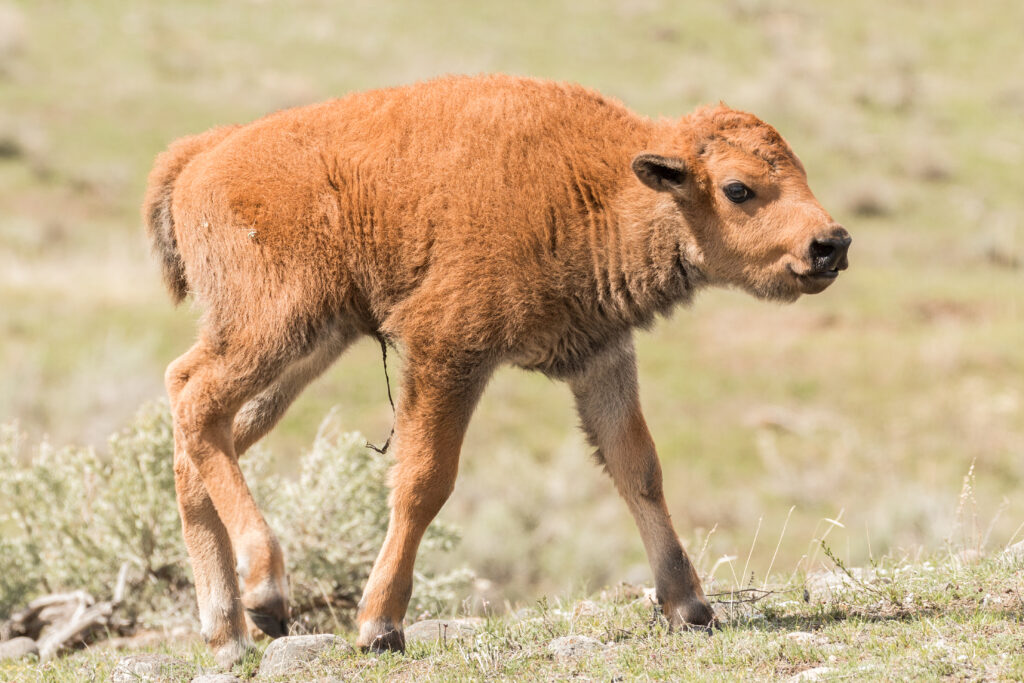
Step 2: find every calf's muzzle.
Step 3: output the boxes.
[807,226,851,275]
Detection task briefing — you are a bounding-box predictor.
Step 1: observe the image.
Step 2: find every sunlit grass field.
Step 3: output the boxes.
[1,0,1021,610]
[4,550,1024,680]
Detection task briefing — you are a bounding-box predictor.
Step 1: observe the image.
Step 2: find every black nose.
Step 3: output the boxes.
[808,229,851,272]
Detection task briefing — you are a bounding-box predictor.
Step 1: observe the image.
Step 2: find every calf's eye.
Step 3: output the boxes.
[723,182,754,204]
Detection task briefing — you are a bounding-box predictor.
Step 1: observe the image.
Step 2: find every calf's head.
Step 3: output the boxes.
[633,106,850,302]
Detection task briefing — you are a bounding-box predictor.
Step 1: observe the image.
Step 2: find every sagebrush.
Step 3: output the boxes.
[0,403,470,629]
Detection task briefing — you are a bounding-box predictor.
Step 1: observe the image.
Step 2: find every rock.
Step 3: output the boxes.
[192,674,242,683]
[110,654,198,683]
[0,636,38,660]
[789,666,831,681]
[257,634,351,678]
[786,631,825,645]
[404,618,482,646]
[1000,540,1024,565]
[548,635,604,661]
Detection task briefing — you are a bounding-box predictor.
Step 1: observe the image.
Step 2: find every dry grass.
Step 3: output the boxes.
[4,542,1023,681]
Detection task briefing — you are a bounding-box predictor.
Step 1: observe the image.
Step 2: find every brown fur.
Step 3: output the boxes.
[143,74,849,664]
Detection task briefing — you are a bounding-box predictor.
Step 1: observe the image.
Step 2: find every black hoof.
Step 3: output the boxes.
[246,608,289,638]
[681,619,716,636]
[359,623,405,654]
[665,598,717,635]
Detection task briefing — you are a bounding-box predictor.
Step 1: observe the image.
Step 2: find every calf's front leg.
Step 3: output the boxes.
[356,355,491,652]
[568,338,715,629]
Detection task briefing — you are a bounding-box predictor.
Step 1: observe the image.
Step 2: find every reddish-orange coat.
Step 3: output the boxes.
[144,74,849,664]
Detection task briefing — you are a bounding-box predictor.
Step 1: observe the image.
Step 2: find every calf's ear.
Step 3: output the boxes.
[632,153,688,194]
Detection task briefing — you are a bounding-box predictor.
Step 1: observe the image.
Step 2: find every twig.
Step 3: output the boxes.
[37,601,114,661]
[706,586,802,606]
[113,562,130,605]
[819,540,896,605]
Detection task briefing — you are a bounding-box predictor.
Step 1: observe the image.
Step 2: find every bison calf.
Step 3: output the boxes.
[143,74,850,665]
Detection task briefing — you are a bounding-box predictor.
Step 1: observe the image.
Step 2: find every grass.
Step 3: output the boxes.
[0,0,1022,655]
[3,548,1023,681]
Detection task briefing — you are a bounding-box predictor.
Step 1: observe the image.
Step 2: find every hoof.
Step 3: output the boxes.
[246,607,289,639]
[212,637,252,669]
[664,597,717,634]
[242,583,290,639]
[356,619,405,653]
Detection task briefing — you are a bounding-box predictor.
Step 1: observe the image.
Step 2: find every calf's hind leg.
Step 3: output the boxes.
[166,343,248,666]
[568,339,715,630]
[232,327,357,457]
[228,329,356,636]
[356,356,491,652]
[168,336,308,665]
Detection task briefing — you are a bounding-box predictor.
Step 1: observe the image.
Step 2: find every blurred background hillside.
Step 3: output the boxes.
[0,0,1021,604]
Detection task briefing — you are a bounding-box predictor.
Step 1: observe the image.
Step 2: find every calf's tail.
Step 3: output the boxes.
[141,125,240,304]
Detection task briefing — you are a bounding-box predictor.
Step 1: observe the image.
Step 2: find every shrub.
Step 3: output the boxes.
[0,403,470,630]
[243,409,471,631]
[0,407,187,623]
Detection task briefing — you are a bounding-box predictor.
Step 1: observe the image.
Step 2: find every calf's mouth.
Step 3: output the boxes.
[788,263,841,294]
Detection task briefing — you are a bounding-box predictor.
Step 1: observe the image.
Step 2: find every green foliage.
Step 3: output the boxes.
[0,403,469,627]
[0,406,186,621]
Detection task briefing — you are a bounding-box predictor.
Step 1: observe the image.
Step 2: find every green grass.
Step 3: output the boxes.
[4,549,1023,681]
[0,0,1022,633]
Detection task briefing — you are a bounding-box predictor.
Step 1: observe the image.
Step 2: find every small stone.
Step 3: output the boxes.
[257,634,351,678]
[548,635,604,661]
[786,631,818,644]
[404,618,482,646]
[789,666,831,682]
[111,654,198,683]
[1001,540,1024,564]
[192,674,242,683]
[0,636,38,660]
